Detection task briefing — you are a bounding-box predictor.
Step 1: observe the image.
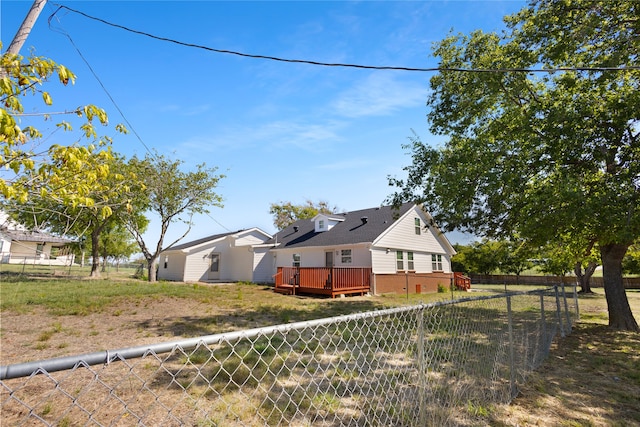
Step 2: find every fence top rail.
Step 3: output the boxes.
[0,285,563,380]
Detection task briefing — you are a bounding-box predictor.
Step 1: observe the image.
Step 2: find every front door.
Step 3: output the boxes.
[208,253,220,281]
[325,251,333,268]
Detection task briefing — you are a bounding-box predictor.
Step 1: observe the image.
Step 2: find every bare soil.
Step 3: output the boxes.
[1,285,639,426]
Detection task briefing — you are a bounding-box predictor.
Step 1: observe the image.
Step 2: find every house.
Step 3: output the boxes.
[269,203,457,297]
[0,213,75,266]
[157,203,457,297]
[157,228,273,283]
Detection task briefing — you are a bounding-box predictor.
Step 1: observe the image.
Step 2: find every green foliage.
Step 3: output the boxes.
[389,0,639,330]
[623,242,640,275]
[0,45,127,206]
[123,152,224,281]
[269,200,338,230]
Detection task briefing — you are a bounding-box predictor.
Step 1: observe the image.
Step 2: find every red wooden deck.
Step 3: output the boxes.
[454,272,471,291]
[274,267,371,298]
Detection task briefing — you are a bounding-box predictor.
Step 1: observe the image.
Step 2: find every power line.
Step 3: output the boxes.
[49,4,640,75]
[47,9,156,157]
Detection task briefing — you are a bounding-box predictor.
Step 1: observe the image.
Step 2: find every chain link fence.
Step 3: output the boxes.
[1,285,578,426]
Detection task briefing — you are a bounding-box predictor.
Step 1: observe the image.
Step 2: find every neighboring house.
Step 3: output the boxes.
[268,203,456,296]
[0,213,75,266]
[157,228,273,283]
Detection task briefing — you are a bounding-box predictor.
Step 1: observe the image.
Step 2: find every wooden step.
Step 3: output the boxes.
[274,285,294,295]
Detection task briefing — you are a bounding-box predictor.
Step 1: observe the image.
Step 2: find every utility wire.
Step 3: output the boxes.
[50,4,639,74]
[48,9,156,158]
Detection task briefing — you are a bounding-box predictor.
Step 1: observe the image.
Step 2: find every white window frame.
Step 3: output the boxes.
[396,250,404,271]
[414,218,421,235]
[407,251,414,271]
[432,254,443,271]
[209,253,220,272]
[293,253,301,268]
[341,249,352,264]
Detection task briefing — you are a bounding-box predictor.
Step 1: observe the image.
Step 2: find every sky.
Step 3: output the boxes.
[2,0,526,248]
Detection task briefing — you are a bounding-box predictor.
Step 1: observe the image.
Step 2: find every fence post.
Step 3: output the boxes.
[561,284,572,334]
[554,285,565,338]
[539,292,548,358]
[573,283,580,322]
[417,306,426,426]
[507,295,517,398]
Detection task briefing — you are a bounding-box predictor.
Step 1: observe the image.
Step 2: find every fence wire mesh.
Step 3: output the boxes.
[1,285,578,426]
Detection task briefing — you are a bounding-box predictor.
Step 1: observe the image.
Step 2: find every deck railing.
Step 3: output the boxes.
[275,267,371,297]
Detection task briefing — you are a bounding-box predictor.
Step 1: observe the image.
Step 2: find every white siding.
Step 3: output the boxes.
[252,247,274,283]
[372,205,454,274]
[274,244,371,268]
[0,233,11,263]
[234,230,270,247]
[374,205,444,253]
[159,252,187,281]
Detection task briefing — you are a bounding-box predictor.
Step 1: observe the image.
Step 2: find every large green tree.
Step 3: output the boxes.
[269,200,338,230]
[123,153,224,282]
[389,0,639,330]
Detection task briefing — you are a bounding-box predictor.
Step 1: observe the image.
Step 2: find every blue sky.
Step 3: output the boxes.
[2,0,525,247]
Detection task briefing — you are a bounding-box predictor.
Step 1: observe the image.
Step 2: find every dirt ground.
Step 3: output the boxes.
[2,289,639,426]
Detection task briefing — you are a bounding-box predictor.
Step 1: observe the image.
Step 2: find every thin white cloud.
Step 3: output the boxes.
[332,73,428,118]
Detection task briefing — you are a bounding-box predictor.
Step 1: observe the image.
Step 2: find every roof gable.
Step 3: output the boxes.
[268,203,414,249]
[163,227,272,252]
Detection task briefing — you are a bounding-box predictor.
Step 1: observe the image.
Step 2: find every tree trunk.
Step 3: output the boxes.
[147,255,158,282]
[575,261,597,293]
[89,228,101,278]
[600,243,639,331]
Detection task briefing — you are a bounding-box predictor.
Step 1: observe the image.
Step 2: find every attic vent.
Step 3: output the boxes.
[361,216,368,224]
[293,226,299,232]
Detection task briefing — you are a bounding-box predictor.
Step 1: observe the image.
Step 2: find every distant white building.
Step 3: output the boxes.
[0,212,75,265]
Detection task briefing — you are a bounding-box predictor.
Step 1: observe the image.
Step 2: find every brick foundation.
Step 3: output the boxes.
[373,272,453,295]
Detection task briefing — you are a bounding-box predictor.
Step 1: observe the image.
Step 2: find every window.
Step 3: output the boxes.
[164,256,169,269]
[432,254,443,271]
[319,220,325,229]
[341,249,352,264]
[210,253,219,272]
[293,253,301,268]
[36,243,44,255]
[407,252,414,270]
[50,247,60,260]
[414,218,421,235]
[396,251,404,271]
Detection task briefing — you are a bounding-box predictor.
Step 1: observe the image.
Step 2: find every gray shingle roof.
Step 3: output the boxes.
[267,203,414,249]
[165,230,242,251]
[1,228,73,245]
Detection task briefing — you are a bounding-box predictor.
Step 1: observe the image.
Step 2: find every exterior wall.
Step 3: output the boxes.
[225,246,253,282]
[373,272,453,295]
[273,244,372,269]
[234,230,270,247]
[252,247,275,284]
[158,252,187,281]
[0,233,10,263]
[2,241,73,266]
[372,205,453,275]
[185,240,230,282]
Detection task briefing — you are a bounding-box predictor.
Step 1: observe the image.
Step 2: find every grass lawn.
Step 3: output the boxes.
[1,270,638,426]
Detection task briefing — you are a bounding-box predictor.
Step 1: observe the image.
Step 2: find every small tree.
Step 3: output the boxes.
[123,152,224,282]
[499,239,533,285]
